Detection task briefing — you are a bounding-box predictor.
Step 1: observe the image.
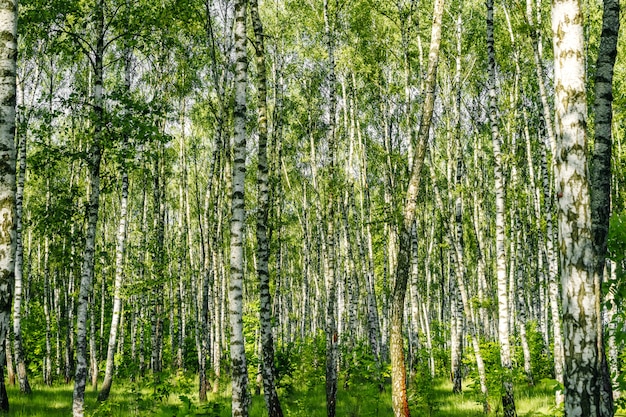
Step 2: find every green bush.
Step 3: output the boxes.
[525,321,553,381]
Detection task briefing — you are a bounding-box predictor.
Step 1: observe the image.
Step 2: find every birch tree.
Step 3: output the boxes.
[251,0,283,414]
[486,0,516,414]
[73,0,105,414]
[13,88,29,395]
[323,0,338,415]
[390,0,444,414]
[229,0,250,413]
[551,0,601,415]
[98,41,132,401]
[0,0,17,410]
[590,1,619,415]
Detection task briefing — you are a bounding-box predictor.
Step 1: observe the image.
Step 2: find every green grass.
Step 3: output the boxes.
[2,376,625,416]
[424,378,560,417]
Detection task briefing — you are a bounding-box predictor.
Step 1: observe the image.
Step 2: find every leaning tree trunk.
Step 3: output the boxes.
[590,1,619,416]
[487,0,516,414]
[97,146,129,402]
[229,0,250,414]
[551,1,600,415]
[250,0,283,415]
[73,2,104,415]
[97,37,133,403]
[0,0,17,410]
[390,0,444,415]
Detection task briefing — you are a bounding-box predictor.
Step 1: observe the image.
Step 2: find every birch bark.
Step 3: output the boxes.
[13,105,29,394]
[590,1,619,415]
[552,1,600,415]
[251,0,283,414]
[390,1,444,415]
[322,1,338,415]
[229,0,250,413]
[0,0,17,409]
[487,0,515,414]
[73,1,104,414]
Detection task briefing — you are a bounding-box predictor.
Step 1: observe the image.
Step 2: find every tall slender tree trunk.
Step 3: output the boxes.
[551,1,600,415]
[450,12,464,394]
[90,286,98,389]
[590,1,619,416]
[150,146,165,376]
[98,144,129,402]
[524,0,566,400]
[250,1,283,415]
[390,1,443,415]
[606,261,620,400]
[322,0,338,415]
[0,0,17,409]
[65,224,76,384]
[13,116,29,394]
[98,35,133,402]
[487,0,516,414]
[449,271,463,394]
[73,1,104,411]
[229,0,249,414]
[515,221,533,385]
[352,83,381,365]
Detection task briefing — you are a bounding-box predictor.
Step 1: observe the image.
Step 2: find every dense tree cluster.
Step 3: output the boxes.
[0,0,623,416]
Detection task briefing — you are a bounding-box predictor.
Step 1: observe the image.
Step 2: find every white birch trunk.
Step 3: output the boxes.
[229,0,249,413]
[13,113,29,394]
[0,0,17,409]
[487,1,516,414]
[98,152,129,401]
[251,0,283,413]
[73,2,104,413]
[323,0,338,413]
[552,1,600,415]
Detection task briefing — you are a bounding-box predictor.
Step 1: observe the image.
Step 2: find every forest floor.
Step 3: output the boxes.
[4,375,625,416]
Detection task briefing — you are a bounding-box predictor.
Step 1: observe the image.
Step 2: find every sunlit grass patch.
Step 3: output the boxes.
[4,374,624,416]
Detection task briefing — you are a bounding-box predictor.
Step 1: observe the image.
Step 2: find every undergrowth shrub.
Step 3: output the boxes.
[409,348,440,416]
[522,321,553,382]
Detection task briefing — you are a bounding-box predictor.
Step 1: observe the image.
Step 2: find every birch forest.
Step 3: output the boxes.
[0,0,625,416]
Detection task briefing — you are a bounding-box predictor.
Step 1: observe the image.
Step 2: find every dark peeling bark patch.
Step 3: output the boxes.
[0,69,14,81]
[0,275,11,309]
[0,0,15,11]
[0,30,14,44]
[1,91,14,106]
